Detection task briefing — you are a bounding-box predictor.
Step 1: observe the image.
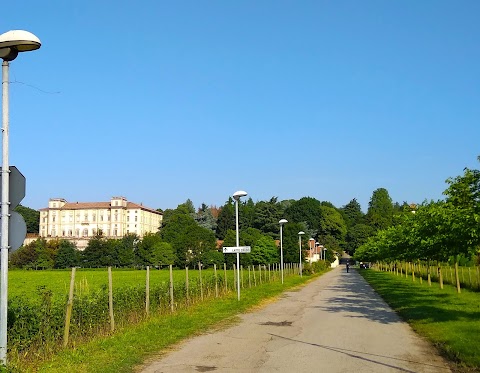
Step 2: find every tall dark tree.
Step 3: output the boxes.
[365,188,394,231]
[161,212,216,267]
[284,197,322,234]
[252,197,282,238]
[14,205,40,233]
[135,233,176,268]
[215,198,235,239]
[282,222,307,264]
[340,198,364,229]
[54,240,80,268]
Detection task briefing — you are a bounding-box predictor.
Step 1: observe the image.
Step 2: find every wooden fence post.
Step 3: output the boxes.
[63,267,76,347]
[214,264,218,298]
[186,266,189,306]
[169,265,174,312]
[199,262,204,301]
[146,266,150,316]
[108,267,115,332]
[224,263,227,293]
[233,264,236,291]
[248,266,251,288]
[240,265,244,288]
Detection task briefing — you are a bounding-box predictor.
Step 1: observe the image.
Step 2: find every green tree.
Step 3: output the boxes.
[161,212,216,267]
[282,222,306,264]
[284,197,322,234]
[81,236,115,267]
[251,235,279,265]
[252,197,282,238]
[136,233,176,268]
[9,240,39,268]
[340,198,364,229]
[344,223,375,256]
[215,198,235,239]
[14,205,39,233]
[365,188,394,231]
[54,240,79,268]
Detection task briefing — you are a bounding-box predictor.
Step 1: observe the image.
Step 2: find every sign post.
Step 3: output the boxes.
[223,246,251,300]
[0,165,26,364]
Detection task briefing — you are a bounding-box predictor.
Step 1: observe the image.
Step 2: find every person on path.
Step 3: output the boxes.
[346,262,350,273]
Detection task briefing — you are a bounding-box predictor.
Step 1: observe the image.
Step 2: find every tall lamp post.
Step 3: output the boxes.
[309,238,314,263]
[0,30,41,365]
[279,219,288,284]
[298,231,304,276]
[233,190,247,301]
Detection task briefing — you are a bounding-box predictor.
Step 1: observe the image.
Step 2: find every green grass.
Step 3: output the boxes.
[8,268,235,301]
[359,269,480,370]
[23,271,325,373]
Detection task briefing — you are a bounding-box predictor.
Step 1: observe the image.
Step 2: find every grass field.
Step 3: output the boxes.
[359,268,480,371]
[5,267,326,372]
[9,267,235,301]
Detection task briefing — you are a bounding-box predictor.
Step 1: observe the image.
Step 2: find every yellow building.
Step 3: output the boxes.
[38,196,162,249]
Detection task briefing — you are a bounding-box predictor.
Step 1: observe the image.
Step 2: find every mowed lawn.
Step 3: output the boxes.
[360,269,480,370]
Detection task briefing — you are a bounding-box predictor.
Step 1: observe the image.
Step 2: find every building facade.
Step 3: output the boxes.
[38,196,162,249]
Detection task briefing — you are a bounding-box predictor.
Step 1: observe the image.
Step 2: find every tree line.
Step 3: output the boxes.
[12,188,413,269]
[354,156,480,293]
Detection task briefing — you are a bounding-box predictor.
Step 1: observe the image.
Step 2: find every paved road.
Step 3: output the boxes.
[139,266,451,373]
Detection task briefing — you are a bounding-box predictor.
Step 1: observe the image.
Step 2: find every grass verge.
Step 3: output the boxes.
[359,269,480,371]
[27,272,325,373]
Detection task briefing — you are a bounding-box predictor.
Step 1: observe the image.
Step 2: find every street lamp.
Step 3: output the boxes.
[298,231,305,277]
[233,190,247,301]
[0,29,41,365]
[309,238,314,263]
[279,219,288,284]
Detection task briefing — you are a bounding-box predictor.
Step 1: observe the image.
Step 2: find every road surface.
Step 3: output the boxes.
[139,266,451,373]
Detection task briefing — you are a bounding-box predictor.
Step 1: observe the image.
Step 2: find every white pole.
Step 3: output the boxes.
[280,224,284,284]
[0,61,10,364]
[235,198,240,301]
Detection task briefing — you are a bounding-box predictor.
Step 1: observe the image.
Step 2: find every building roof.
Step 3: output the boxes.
[40,200,162,215]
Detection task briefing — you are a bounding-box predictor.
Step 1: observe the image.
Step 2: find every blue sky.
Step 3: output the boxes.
[2,1,479,212]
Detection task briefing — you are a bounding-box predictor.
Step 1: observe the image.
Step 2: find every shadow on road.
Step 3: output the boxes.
[268,333,451,372]
[312,268,403,324]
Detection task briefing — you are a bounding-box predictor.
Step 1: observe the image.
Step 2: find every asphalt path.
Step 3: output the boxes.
[139,266,451,373]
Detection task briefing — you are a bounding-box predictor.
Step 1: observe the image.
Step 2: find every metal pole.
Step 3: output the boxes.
[235,198,240,300]
[299,235,302,277]
[0,61,10,364]
[280,225,284,284]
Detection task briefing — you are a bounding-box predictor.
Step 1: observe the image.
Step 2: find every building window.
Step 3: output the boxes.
[92,215,96,222]
[62,230,66,236]
[135,216,138,222]
[113,229,118,236]
[76,229,80,237]
[114,214,118,221]
[52,216,56,222]
[92,228,97,235]
[68,229,73,237]
[100,215,104,221]
[51,229,56,236]
[127,216,130,222]
[84,214,88,221]
[83,228,88,237]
